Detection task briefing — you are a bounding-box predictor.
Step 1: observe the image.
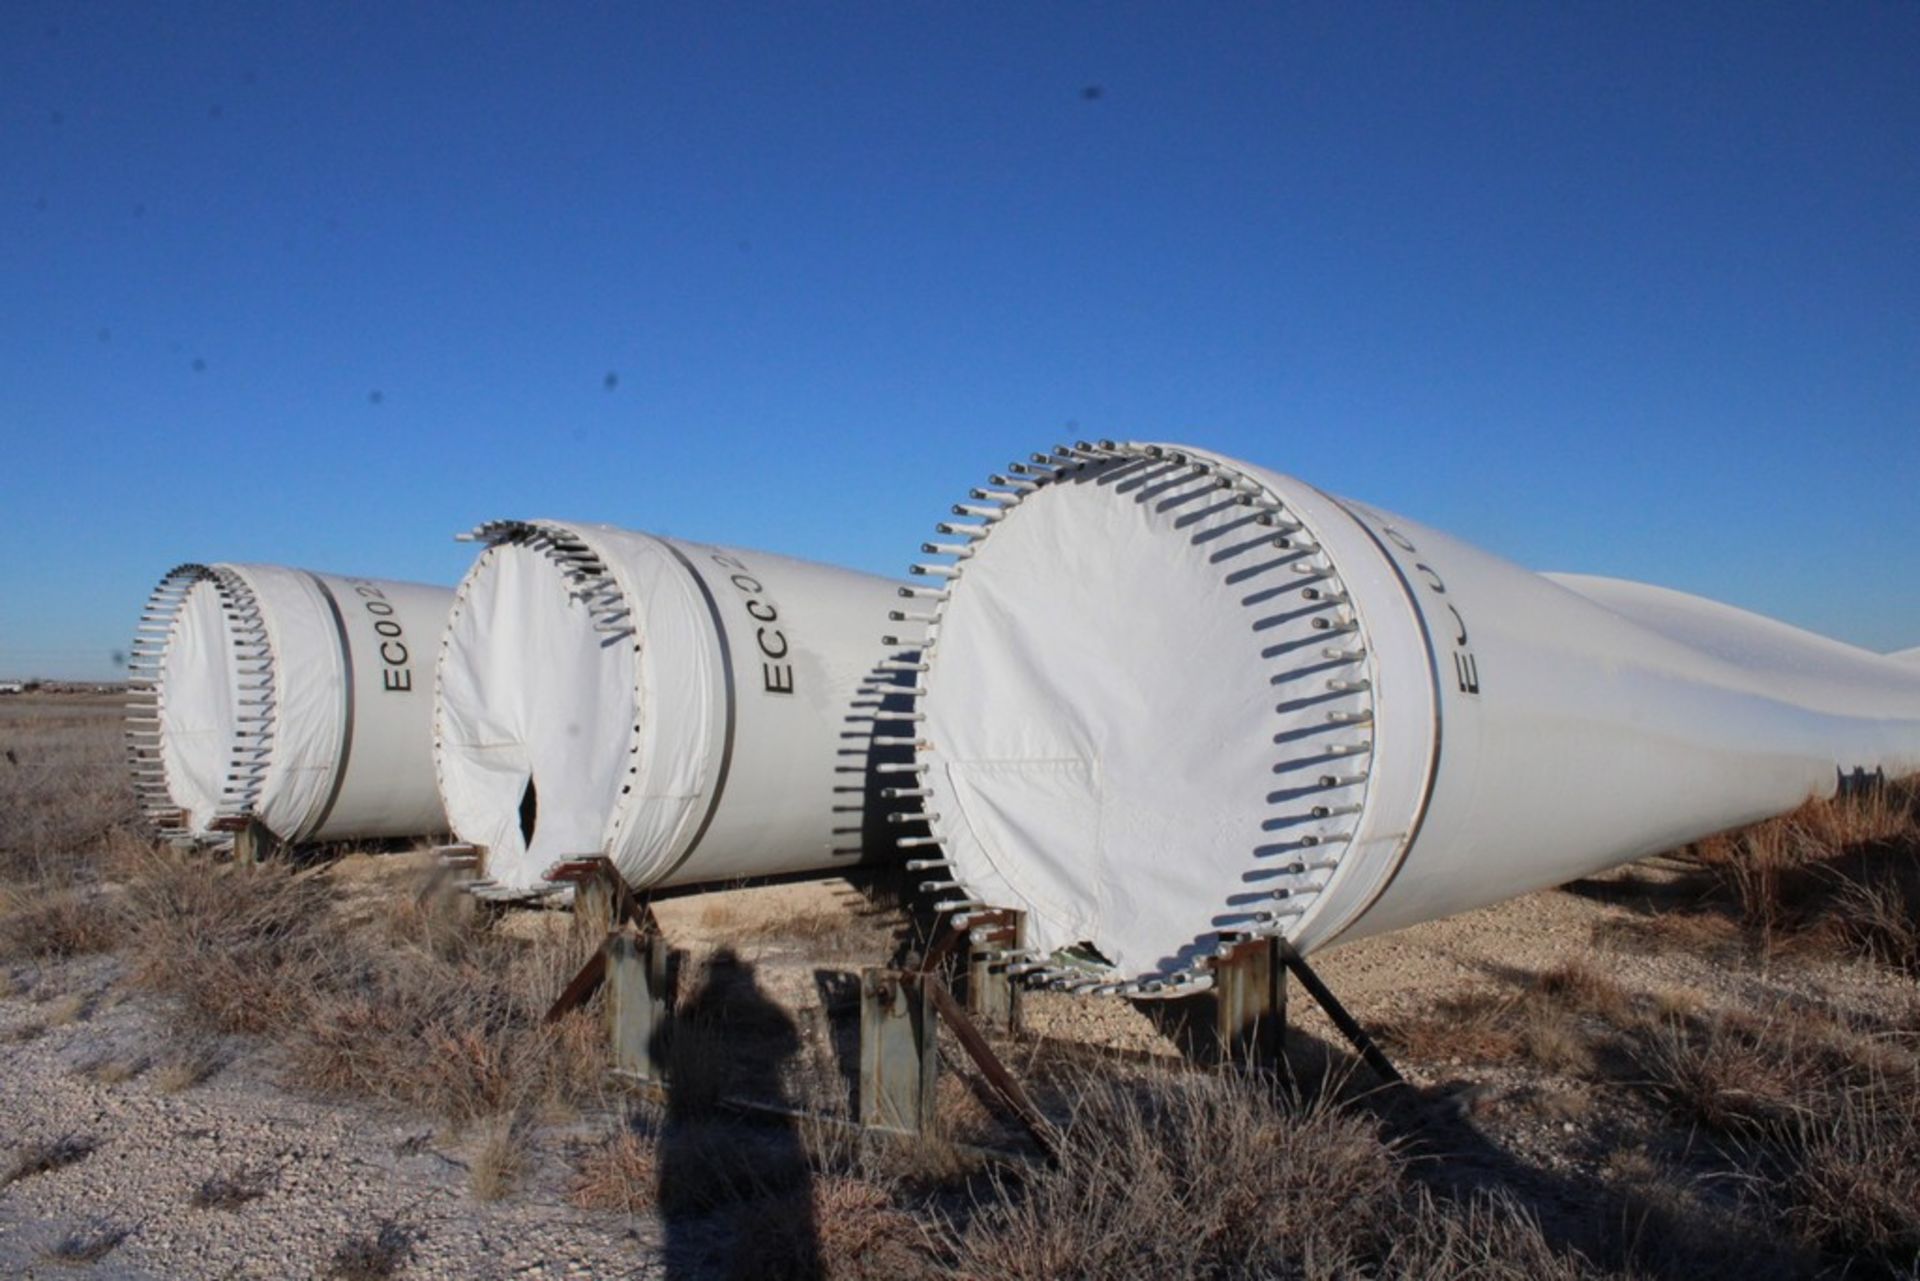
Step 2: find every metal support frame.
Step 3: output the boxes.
[923,974,1060,1160]
[210,814,287,864]
[858,968,939,1136]
[1209,935,1287,1073]
[1273,937,1403,1085]
[565,886,1055,1157]
[547,855,646,930]
[543,855,661,1025]
[965,909,1025,1033]
[608,930,673,1083]
[1148,932,1399,1087]
[854,965,1058,1157]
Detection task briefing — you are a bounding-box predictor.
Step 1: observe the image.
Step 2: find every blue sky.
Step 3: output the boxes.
[3,2,1916,679]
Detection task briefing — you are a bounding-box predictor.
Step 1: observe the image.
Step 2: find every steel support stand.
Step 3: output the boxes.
[1209,936,1288,1076]
[859,968,938,1137]
[1273,938,1403,1085]
[212,814,286,864]
[965,909,1025,1033]
[607,930,673,1083]
[543,855,664,1026]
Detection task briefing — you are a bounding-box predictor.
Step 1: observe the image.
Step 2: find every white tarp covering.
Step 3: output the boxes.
[899,442,1920,995]
[433,520,906,895]
[127,564,452,845]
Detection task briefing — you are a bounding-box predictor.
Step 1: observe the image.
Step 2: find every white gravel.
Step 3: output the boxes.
[0,957,660,1280]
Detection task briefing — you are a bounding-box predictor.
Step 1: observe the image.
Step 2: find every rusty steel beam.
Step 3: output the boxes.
[544,947,609,1024]
[924,976,1060,1162]
[1274,937,1402,1085]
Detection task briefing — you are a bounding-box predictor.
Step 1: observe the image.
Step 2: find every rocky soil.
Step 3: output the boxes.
[4,861,1915,1277]
[0,955,657,1280]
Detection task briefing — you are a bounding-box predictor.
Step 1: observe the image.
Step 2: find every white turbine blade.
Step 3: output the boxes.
[902,440,1920,995]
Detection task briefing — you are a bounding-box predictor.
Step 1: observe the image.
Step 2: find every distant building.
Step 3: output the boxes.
[0,681,23,695]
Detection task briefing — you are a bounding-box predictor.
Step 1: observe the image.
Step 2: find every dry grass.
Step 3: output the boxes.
[566,998,975,1278]
[1373,928,1920,1274]
[1383,1188,1604,1281]
[571,1114,958,1280]
[81,1054,147,1084]
[732,904,872,951]
[1778,1073,1920,1273]
[40,1221,130,1266]
[1613,1001,1920,1271]
[1378,988,1526,1064]
[1520,1007,1596,1076]
[0,882,118,961]
[119,853,341,1035]
[1592,908,1745,957]
[153,1039,226,1092]
[191,1168,269,1210]
[1632,1013,1814,1138]
[1830,868,1920,971]
[1379,962,1633,1075]
[727,1173,942,1281]
[120,850,608,1127]
[1532,960,1635,1025]
[42,990,92,1026]
[572,1130,656,1213]
[470,1117,527,1202]
[1673,780,1920,970]
[0,694,136,884]
[941,1069,1406,1279]
[934,1066,1785,1280]
[3,1134,97,1187]
[326,1219,417,1280]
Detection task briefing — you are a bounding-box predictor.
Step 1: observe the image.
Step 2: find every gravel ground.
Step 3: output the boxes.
[0,957,659,1280]
[4,863,1913,1278]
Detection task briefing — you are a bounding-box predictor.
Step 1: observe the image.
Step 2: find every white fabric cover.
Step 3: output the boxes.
[433,531,717,890]
[156,578,241,831]
[435,521,901,894]
[238,565,348,840]
[583,525,726,888]
[924,473,1330,978]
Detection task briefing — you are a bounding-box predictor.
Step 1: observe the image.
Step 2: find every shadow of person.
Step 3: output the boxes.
[658,947,822,1281]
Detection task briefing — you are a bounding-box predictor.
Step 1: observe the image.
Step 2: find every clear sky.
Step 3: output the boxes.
[3,2,1916,680]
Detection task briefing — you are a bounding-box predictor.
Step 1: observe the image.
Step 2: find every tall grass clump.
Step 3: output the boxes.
[940,1068,1407,1279]
[1778,1072,1920,1274]
[1625,1003,1920,1274]
[121,849,607,1126]
[1675,778,1920,970]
